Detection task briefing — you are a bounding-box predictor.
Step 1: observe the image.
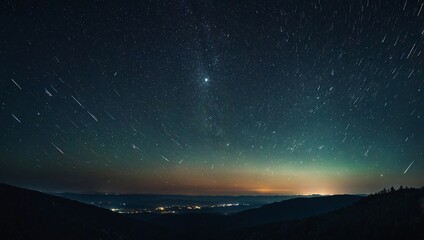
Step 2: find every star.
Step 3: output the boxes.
[204,78,209,82]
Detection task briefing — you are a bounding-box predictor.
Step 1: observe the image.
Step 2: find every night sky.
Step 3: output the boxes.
[1,0,423,195]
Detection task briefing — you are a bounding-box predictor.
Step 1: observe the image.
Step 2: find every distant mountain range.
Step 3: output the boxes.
[55,192,297,215]
[1,183,423,240]
[143,194,363,239]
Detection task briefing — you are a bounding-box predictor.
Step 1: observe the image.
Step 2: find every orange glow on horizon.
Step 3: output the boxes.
[68,163,424,195]
[88,165,362,195]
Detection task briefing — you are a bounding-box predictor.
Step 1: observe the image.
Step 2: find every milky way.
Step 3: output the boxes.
[1,0,423,194]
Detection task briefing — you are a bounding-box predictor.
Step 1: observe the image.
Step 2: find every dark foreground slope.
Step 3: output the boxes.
[1,183,422,240]
[230,187,424,240]
[0,183,168,240]
[229,194,363,228]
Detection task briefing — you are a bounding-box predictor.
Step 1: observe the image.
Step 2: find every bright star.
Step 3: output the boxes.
[204,78,209,82]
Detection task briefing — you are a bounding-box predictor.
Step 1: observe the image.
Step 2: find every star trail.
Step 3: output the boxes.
[0,0,423,195]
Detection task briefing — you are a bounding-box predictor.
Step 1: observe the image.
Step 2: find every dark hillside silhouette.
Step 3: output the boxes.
[0,183,169,240]
[230,187,424,240]
[229,194,363,228]
[1,183,423,240]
